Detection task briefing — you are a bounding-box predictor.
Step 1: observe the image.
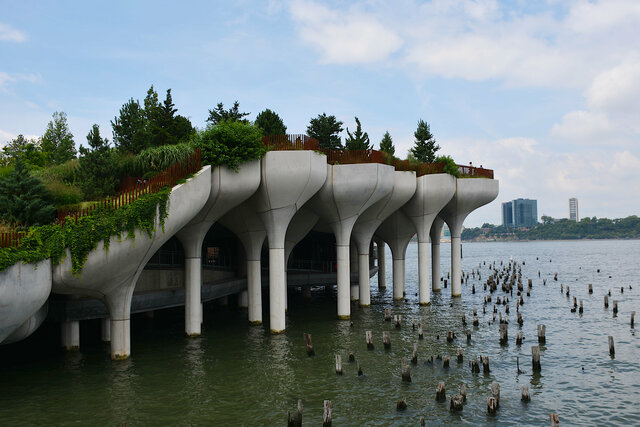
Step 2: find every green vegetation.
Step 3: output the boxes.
[134,142,197,176]
[195,120,265,170]
[307,113,344,150]
[0,134,47,168]
[411,119,440,163]
[435,155,460,177]
[0,160,56,226]
[78,124,119,200]
[345,117,371,150]
[254,108,287,135]
[41,112,77,165]
[462,216,640,241]
[207,101,250,125]
[0,188,170,274]
[379,131,395,156]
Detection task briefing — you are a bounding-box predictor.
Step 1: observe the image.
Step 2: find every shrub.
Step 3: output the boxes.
[435,155,460,177]
[135,142,196,174]
[0,160,56,226]
[195,121,265,170]
[31,159,80,184]
[45,181,84,206]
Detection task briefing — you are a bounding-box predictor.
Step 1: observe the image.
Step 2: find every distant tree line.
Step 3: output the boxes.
[462,216,640,241]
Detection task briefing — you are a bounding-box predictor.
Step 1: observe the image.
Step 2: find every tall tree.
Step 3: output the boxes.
[344,117,371,150]
[0,159,55,226]
[41,111,76,164]
[79,124,118,199]
[379,130,395,156]
[410,119,440,163]
[207,101,250,125]
[0,134,47,167]
[111,98,146,154]
[307,113,344,150]
[254,109,286,135]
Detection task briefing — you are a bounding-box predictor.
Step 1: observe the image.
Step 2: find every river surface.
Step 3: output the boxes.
[1,240,639,425]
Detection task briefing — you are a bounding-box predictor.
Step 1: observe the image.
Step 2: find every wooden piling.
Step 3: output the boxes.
[491,382,500,408]
[401,358,411,383]
[335,354,343,375]
[537,324,546,344]
[457,348,464,363]
[323,400,332,427]
[450,394,464,412]
[460,384,467,402]
[550,413,559,427]
[516,332,523,346]
[588,284,593,294]
[447,331,455,342]
[383,331,391,349]
[532,346,541,372]
[394,314,402,329]
[517,312,523,326]
[473,315,479,326]
[613,300,618,315]
[566,285,570,296]
[366,330,374,350]
[632,311,635,328]
[487,397,498,415]
[357,361,363,376]
[471,356,480,373]
[304,333,315,356]
[384,308,391,321]
[348,353,355,362]
[418,323,423,339]
[579,300,583,314]
[396,398,407,411]
[287,399,303,427]
[436,381,446,401]
[466,329,471,342]
[462,313,467,326]
[482,356,490,373]
[604,295,609,308]
[608,336,615,356]
[500,324,508,345]
[411,343,418,364]
[521,386,530,402]
[443,356,450,369]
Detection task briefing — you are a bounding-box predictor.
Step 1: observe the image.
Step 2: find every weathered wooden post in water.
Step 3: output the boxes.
[447,330,455,342]
[383,331,391,349]
[482,356,490,373]
[394,314,402,329]
[396,398,407,411]
[516,332,523,346]
[604,295,609,308]
[471,356,480,373]
[287,400,303,427]
[550,413,559,427]
[521,386,530,402]
[335,354,343,375]
[632,311,636,328]
[443,356,450,369]
[366,331,374,349]
[609,336,615,357]
[500,324,508,345]
[323,400,332,426]
[412,343,418,364]
[384,308,391,321]
[450,394,464,412]
[532,346,541,372]
[613,300,618,315]
[457,348,464,363]
[401,358,411,382]
[538,324,546,344]
[436,381,446,401]
[304,333,314,356]
[418,323,423,339]
[491,382,500,408]
[588,284,593,294]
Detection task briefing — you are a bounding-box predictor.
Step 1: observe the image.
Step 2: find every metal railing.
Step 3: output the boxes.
[0,231,26,248]
[262,134,319,151]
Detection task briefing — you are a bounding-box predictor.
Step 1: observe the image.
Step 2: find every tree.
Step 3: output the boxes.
[0,159,55,226]
[379,130,395,156]
[254,109,287,135]
[344,117,371,150]
[307,113,344,150]
[78,124,118,199]
[0,135,47,168]
[196,121,266,170]
[410,119,440,163]
[207,101,250,125]
[111,98,146,154]
[41,111,77,164]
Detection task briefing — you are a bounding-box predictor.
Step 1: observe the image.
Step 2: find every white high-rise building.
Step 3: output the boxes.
[569,198,579,221]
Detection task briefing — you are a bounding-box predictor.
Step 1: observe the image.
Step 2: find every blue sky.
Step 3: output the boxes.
[1,0,639,227]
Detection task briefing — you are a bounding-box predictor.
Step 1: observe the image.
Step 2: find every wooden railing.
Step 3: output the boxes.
[0,231,26,249]
[262,134,320,151]
[458,164,494,179]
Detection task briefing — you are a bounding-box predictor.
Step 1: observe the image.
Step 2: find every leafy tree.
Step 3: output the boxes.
[0,134,47,168]
[41,111,77,164]
[435,154,460,177]
[344,117,371,150]
[254,109,287,135]
[410,119,440,163]
[307,113,344,150]
[78,124,118,199]
[207,101,250,125]
[195,121,265,170]
[112,98,146,154]
[379,130,395,156]
[0,159,55,226]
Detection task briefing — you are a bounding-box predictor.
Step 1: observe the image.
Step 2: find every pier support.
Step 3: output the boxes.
[61,320,80,351]
[430,217,444,292]
[376,210,416,302]
[377,239,386,290]
[184,254,203,336]
[101,318,111,342]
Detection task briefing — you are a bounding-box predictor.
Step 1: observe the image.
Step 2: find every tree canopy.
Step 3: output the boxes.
[78,124,118,199]
[41,111,77,165]
[0,159,55,226]
[307,113,344,150]
[207,101,250,125]
[254,108,287,135]
[379,130,395,156]
[0,134,47,168]
[410,119,440,163]
[195,121,265,170]
[344,117,371,150]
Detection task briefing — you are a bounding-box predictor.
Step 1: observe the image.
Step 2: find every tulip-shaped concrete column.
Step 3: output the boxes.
[308,163,394,319]
[176,161,260,336]
[375,238,387,290]
[375,210,417,300]
[284,206,320,305]
[352,171,416,306]
[52,167,211,359]
[219,198,267,325]
[439,178,499,297]
[430,216,445,292]
[402,174,456,305]
[253,151,327,333]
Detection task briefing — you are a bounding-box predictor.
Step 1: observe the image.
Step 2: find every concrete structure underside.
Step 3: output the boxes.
[0,150,498,358]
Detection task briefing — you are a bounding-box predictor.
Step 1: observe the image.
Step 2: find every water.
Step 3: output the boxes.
[1,240,639,425]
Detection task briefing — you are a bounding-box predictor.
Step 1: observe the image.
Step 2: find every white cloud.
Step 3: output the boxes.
[0,72,41,92]
[0,23,26,42]
[289,0,403,64]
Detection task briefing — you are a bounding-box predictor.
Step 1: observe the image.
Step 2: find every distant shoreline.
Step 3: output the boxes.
[460,237,640,243]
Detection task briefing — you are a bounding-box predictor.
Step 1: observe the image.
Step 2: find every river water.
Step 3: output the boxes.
[1,240,639,425]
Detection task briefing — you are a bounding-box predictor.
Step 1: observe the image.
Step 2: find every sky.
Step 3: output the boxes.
[1,0,639,227]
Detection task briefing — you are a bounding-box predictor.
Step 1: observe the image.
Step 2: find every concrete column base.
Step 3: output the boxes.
[110,318,130,360]
[336,244,351,319]
[451,235,462,297]
[418,241,431,305]
[393,258,405,301]
[61,320,79,351]
[247,259,262,324]
[101,318,111,342]
[185,257,202,337]
[269,248,286,333]
[377,241,386,290]
[359,252,371,306]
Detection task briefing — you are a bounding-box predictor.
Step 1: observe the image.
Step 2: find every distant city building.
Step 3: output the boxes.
[502,201,513,228]
[569,198,579,221]
[501,198,538,228]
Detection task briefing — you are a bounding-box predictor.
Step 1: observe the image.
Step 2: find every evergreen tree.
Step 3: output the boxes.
[410,119,440,163]
[254,109,287,135]
[207,101,250,125]
[379,131,395,156]
[79,124,118,199]
[111,98,146,154]
[307,113,344,150]
[41,111,77,164]
[0,159,55,226]
[1,134,47,167]
[344,117,371,150]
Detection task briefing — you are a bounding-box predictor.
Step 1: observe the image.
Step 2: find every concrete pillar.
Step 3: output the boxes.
[350,243,359,301]
[238,290,248,308]
[358,253,371,306]
[184,256,202,336]
[336,244,351,319]
[417,241,430,305]
[376,210,416,303]
[105,284,135,360]
[247,259,262,324]
[451,230,462,297]
[269,248,286,332]
[377,239,386,290]
[101,318,111,342]
[430,217,444,292]
[392,258,405,300]
[61,320,79,350]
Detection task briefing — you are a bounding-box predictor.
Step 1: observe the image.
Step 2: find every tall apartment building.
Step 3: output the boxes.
[569,197,579,221]
[501,198,538,228]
